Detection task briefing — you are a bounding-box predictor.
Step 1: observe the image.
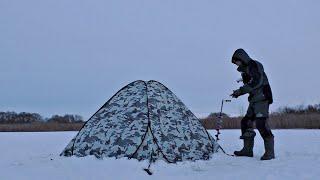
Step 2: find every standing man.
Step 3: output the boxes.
[230,48,275,160]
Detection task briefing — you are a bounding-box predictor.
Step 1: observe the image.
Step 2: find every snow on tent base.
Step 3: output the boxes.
[61,80,219,163]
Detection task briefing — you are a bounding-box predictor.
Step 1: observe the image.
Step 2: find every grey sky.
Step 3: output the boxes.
[1,0,319,119]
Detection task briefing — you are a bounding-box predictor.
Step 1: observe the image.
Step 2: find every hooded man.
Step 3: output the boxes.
[231,48,275,160]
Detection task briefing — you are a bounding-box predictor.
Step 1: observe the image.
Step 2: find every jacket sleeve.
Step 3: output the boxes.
[241,73,251,84]
[239,61,264,94]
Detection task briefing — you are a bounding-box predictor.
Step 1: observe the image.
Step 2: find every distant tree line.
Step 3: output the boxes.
[273,104,320,115]
[206,103,320,119]
[0,111,84,124]
[207,112,229,118]
[202,103,320,129]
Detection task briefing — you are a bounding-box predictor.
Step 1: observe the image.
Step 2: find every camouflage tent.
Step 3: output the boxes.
[61,80,219,163]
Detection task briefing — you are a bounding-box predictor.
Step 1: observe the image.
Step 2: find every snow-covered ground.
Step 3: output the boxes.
[0,130,319,180]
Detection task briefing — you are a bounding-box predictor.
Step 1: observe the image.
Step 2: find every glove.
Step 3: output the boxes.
[230,89,242,98]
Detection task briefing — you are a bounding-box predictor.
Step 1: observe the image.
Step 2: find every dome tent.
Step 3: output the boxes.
[61,80,219,163]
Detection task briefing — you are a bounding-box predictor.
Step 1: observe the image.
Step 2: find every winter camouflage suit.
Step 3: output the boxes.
[231,49,275,160]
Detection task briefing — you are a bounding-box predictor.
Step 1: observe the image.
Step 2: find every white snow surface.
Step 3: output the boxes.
[0,130,319,180]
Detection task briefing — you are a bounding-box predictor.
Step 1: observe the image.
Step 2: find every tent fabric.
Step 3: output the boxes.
[61,80,219,163]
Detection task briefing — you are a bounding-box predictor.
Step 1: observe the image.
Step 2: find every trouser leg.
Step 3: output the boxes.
[240,116,255,139]
[241,116,253,135]
[256,117,273,139]
[256,117,275,160]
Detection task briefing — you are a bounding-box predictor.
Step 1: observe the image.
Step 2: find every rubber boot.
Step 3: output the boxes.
[234,130,256,157]
[260,136,275,160]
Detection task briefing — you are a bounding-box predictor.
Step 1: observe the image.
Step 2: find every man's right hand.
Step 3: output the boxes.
[230,89,242,98]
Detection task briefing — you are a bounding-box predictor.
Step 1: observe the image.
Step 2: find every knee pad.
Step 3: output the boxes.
[240,129,256,139]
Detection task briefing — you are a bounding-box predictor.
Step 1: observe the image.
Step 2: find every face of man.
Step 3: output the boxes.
[234,60,242,66]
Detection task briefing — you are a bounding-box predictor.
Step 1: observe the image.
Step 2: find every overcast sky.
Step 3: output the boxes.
[1,0,319,119]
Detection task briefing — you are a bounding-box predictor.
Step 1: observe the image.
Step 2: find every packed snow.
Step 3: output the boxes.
[0,130,319,180]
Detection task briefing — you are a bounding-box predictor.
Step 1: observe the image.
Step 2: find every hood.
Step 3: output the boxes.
[232,49,252,65]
